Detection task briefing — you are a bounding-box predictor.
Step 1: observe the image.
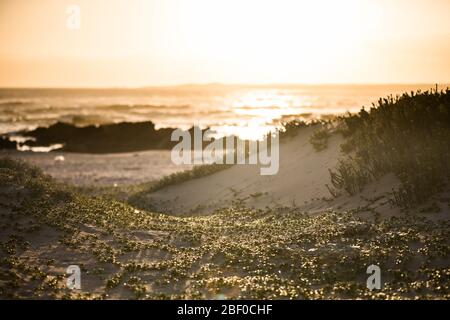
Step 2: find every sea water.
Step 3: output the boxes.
[0,84,443,140]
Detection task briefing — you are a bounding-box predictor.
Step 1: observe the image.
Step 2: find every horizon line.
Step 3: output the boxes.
[0,82,449,90]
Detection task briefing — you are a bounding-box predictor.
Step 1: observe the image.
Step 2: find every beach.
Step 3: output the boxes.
[0,149,191,186]
[1,91,449,299]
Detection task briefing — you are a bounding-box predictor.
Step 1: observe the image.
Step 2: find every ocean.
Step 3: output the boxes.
[0,84,444,140]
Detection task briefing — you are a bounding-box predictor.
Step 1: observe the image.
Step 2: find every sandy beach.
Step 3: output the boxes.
[0,149,192,186]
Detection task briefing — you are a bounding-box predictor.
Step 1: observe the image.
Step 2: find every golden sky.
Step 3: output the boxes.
[0,0,449,87]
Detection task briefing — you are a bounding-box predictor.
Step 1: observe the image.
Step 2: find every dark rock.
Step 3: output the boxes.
[18,121,243,154]
[21,121,177,153]
[0,136,17,150]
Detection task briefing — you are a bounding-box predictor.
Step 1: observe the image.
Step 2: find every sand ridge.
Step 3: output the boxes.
[142,127,354,214]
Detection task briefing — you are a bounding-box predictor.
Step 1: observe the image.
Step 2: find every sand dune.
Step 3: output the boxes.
[141,127,402,216]
[4,126,444,219]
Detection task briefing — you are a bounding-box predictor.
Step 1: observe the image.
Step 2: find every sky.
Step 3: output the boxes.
[0,0,449,87]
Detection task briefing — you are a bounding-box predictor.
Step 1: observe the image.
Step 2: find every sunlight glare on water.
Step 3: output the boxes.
[0,85,442,140]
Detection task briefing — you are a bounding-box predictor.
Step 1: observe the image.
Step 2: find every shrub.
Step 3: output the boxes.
[328,88,450,207]
[309,126,331,151]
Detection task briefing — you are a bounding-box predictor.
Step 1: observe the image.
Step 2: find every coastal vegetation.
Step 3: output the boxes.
[0,157,448,299]
[327,89,450,208]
